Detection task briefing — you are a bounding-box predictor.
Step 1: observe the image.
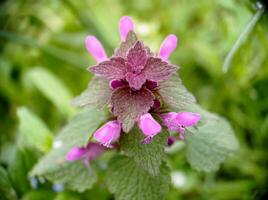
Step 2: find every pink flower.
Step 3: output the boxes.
[161,112,200,140]
[119,16,134,41]
[87,16,177,91]
[85,36,107,62]
[138,113,161,144]
[83,16,189,135]
[66,142,105,164]
[93,120,121,148]
[159,34,178,61]
[90,41,177,90]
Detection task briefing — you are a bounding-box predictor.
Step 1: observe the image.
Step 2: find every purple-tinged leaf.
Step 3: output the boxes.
[111,87,154,132]
[126,41,147,71]
[114,31,137,57]
[144,57,177,82]
[72,77,111,109]
[89,57,126,79]
[125,72,146,90]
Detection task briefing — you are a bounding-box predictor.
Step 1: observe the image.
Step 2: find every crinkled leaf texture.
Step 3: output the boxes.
[186,105,239,172]
[115,31,138,57]
[120,126,168,176]
[111,87,154,132]
[106,155,170,200]
[158,75,196,111]
[72,76,111,109]
[31,108,108,192]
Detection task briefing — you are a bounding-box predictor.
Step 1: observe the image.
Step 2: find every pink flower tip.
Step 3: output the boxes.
[161,111,200,140]
[175,112,201,127]
[119,16,134,41]
[159,34,178,61]
[138,113,161,144]
[93,120,121,148]
[65,147,86,161]
[65,142,105,162]
[85,35,107,62]
[160,112,179,131]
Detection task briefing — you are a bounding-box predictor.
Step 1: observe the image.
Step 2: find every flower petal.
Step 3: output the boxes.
[66,147,86,161]
[178,126,186,140]
[119,16,134,41]
[175,112,201,127]
[93,120,121,148]
[85,142,106,160]
[111,87,154,132]
[160,112,179,131]
[138,113,161,137]
[158,34,178,61]
[143,57,177,82]
[85,35,107,62]
[127,41,147,71]
[89,57,126,79]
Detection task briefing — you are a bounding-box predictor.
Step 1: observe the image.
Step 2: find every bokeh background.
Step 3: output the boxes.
[0,0,268,199]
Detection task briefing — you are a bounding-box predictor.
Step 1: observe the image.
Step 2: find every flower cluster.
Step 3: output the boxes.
[66,16,200,163]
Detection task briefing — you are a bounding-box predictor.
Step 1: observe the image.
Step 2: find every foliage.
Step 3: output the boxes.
[0,0,268,200]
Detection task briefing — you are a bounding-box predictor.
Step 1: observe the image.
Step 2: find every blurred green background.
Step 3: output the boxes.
[0,0,267,199]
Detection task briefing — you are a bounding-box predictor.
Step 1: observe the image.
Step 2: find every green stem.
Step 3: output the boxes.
[222,6,265,73]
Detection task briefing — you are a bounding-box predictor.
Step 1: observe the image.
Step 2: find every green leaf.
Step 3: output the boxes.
[185,105,239,172]
[158,75,196,111]
[0,166,18,200]
[106,156,170,200]
[27,67,74,116]
[30,108,108,191]
[72,76,111,109]
[8,148,38,197]
[120,126,168,176]
[17,107,53,153]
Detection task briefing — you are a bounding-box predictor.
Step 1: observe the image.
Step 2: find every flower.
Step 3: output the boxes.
[78,16,199,145]
[159,34,178,61]
[93,120,121,148]
[85,36,107,62]
[138,113,162,144]
[161,112,201,140]
[90,40,177,90]
[66,142,105,164]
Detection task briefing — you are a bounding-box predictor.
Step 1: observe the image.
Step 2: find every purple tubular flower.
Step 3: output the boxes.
[93,120,121,148]
[167,136,176,146]
[138,113,161,144]
[119,16,134,41]
[153,99,161,110]
[109,79,125,90]
[85,35,107,62]
[161,112,200,140]
[66,142,105,163]
[160,112,180,131]
[159,34,178,61]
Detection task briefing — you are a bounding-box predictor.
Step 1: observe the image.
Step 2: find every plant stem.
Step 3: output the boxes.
[222,6,265,73]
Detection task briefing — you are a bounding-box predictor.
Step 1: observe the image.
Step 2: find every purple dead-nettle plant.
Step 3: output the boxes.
[67,16,200,162]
